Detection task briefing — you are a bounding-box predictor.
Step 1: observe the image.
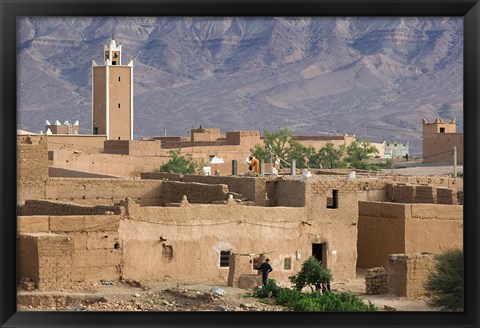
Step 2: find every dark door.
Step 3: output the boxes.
[312,243,325,265]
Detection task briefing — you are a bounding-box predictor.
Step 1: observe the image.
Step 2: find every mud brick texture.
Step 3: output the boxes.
[17,233,74,291]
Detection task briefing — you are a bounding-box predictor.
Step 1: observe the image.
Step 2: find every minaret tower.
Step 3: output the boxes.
[92,34,133,140]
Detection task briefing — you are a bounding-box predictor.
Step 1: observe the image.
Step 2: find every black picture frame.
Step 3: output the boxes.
[1,0,479,327]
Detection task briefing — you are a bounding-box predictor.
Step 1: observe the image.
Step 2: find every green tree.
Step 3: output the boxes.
[345,140,379,167]
[287,141,316,169]
[251,128,293,164]
[289,256,333,292]
[251,128,315,169]
[309,142,345,169]
[424,248,464,311]
[159,149,198,174]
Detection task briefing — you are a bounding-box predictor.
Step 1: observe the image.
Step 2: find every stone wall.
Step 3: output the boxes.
[17,143,49,181]
[387,253,436,298]
[18,200,124,216]
[365,267,388,294]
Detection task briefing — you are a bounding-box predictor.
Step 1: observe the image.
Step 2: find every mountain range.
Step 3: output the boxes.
[17,16,464,155]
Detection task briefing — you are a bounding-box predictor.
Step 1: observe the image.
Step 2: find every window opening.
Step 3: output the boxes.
[219,250,231,267]
[118,76,121,82]
[440,127,445,133]
[326,189,338,209]
[118,103,121,108]
[284,258,292,270]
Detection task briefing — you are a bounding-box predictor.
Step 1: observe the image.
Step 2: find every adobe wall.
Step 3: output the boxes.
[48,151,171,177]
[181,175,270,206]
[17,233,74,291]
[162,181,229,204]
[18,200,124,216]
[44,135,107,150]
[18,178,164,206]
[387,253,436,298]
[104,140,162,156]
[357,202,406,268]
[405,204,463,254]
[120,199,358,283]
[357,201,463,268]
[423,133,463,164]
[17,215,123,284]
[17,143,49,181]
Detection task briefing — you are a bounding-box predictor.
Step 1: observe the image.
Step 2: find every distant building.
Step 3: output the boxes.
[44,120,79,135]
[92,34,133,140]
[383,141,409,159]
[422,117,463,164]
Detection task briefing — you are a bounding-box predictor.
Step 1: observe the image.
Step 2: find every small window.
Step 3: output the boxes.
[284,258,292,270]
[326,189,338,209]
[118,103,121,108]
[220,250,231,267]
[440,127,445,133]
[118,76,121,82]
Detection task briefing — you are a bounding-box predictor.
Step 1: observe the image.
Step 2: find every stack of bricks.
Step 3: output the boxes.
[365,267,388,294]
[457,190,464,205]
[414,185,437,203]
[436,187,457,204]
[392,184,415,203]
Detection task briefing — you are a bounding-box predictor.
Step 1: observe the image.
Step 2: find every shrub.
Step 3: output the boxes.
[289,256,332,292]
[159,149,198,174]
[424,248,464,311]
[274,288,376,312]
[254,279,281,298]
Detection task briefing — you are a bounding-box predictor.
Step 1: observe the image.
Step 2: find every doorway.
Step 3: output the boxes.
[312,243,326,266]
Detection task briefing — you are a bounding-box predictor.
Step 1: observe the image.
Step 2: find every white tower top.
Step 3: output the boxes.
[103,33,122,65]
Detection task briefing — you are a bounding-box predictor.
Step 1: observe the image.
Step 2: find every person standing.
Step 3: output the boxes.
[256,258,273,288]
[249,156,260,174]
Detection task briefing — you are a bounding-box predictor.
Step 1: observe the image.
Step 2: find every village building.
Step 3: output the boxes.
[15,36,463,301]
[422,117,463,164]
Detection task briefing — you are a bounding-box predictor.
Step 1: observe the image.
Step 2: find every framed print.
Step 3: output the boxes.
[1,0,479,328]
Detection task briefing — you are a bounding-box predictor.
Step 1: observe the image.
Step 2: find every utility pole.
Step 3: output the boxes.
[453,147,457,178]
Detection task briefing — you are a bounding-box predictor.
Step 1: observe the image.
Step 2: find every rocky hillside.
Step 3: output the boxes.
[17,17,463,154]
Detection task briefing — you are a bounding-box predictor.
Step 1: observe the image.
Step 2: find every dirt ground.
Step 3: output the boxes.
[17,269,434,312]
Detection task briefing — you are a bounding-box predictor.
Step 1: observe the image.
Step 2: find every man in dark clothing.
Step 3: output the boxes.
[256,258,273,288]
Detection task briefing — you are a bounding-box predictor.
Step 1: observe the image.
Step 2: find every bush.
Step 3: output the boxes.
[424,248,464,311]
[254,279,281,298]
[289,256,332,292]
[159,149,198,174]
[274,288,376,312]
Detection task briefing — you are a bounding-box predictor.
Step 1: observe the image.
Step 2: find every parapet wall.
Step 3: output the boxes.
[162,181,229,204]
[104,140,162,156]
[18,178,164,206]
[18,200,124,216]
[387,253,436,298]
